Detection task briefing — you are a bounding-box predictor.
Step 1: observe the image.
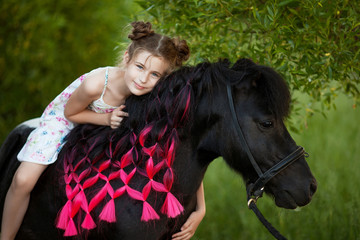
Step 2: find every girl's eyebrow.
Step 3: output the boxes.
[135,61,145,66]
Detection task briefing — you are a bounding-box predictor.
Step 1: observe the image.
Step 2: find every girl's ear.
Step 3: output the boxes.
[124,51,130,64]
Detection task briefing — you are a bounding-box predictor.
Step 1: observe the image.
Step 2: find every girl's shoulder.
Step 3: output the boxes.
[85,66,108,79]
[85,66,121,81]
[79,66,122,98]
[80,67,109,97]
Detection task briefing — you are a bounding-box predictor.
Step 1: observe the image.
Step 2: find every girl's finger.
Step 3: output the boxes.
[173,232,191,240]
[172,231,184,239]
[172,228,192,239]
[112,116,122,123]
[111,119,122,127]
[119,111,129,117]
[181,221,191,231]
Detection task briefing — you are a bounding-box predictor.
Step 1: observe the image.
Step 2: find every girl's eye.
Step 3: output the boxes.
[259,120,274,128]
[136,64,144,70]
[152,73,160,78]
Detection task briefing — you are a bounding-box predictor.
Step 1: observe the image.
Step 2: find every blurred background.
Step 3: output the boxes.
[1,0,359,239]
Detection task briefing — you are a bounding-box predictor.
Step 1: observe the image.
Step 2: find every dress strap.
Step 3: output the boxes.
[100,67,109,98]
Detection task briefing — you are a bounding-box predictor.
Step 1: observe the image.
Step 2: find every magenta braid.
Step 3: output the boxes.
[56,76,194,236]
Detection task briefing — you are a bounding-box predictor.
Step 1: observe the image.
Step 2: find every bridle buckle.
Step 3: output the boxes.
[247,187,264,208]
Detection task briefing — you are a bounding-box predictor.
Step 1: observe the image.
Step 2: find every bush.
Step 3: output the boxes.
[0,0,137,143]
[135,0,360,131]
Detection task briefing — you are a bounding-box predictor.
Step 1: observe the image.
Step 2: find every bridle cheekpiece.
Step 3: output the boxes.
[226,84,308,240]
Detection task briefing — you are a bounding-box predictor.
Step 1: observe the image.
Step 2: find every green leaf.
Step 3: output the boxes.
[278,0,297,7]
[328,66,333,79]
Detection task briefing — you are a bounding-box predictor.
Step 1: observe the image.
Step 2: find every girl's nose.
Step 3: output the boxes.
[139,73,147,83]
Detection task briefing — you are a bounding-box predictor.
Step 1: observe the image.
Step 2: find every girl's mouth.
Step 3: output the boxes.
[134,82,145,90]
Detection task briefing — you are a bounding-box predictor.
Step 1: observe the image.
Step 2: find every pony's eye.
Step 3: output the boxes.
[260,120,274,128]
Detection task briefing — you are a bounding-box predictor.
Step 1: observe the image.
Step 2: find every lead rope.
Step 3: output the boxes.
[246,184,287,240]
[247,199,287,240]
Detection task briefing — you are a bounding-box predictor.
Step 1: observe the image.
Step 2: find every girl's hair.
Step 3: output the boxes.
[124,21,190,71]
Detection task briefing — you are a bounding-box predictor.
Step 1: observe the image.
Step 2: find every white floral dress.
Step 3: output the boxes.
[17,67,118,165]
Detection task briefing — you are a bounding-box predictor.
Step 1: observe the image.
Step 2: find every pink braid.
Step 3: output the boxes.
[56,79,194,236]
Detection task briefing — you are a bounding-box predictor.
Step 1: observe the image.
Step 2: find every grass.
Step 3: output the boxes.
[195,95,360,240]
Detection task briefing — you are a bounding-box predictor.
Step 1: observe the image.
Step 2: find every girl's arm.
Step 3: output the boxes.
[195,181,206,214]
[64,71,112,126]
[172,181,206,240]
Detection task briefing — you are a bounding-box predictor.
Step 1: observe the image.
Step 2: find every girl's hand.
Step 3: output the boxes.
[109,105,128,129]
[172,209,205,240]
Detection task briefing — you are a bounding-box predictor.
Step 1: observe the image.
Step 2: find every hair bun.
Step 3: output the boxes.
[172,38,190,67]
[128,21,154,41]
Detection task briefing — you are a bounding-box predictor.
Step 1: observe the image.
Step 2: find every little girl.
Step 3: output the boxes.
[1,21,205,240]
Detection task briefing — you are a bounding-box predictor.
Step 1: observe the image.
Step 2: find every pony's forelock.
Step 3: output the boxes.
[230,58,291,119]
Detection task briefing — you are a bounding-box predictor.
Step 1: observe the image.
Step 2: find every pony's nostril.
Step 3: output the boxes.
[310,179,317,196]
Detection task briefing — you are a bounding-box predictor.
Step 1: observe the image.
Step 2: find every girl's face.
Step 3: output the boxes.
[123,51,170,96]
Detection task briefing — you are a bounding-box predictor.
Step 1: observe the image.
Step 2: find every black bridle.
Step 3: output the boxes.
[226,85,307,240]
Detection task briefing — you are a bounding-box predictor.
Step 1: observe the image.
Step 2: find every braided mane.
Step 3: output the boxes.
[55,63,208,236]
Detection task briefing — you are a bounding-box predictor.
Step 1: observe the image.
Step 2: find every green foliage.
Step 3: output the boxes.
[1,0,358,140]
[0,0,137,143]
[135,0,360,131]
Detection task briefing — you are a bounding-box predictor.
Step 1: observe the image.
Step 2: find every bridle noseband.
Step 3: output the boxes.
[226,84,307,240]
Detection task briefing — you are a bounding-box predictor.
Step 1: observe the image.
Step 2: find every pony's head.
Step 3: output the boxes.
[200,58,317,209]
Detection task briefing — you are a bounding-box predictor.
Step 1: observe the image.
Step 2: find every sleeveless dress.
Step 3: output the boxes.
[17,67,119,165]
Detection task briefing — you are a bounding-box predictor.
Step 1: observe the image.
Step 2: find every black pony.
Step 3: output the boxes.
[0,58,317,239]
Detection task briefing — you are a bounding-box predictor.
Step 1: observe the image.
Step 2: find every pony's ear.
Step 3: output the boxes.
[231,58,256,72]
[251,72,262,88]
[237,71,261,91]
[229,58,259,87]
